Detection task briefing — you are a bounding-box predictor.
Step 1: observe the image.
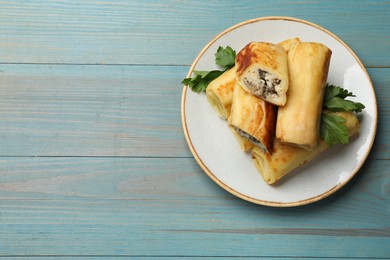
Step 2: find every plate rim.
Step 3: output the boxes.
[181,16,378,207]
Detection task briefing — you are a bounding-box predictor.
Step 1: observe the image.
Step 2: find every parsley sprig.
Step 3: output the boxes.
[182,46,236,92]
[320,113,349,146]
[320,84,365,146]
[323,84,365,113]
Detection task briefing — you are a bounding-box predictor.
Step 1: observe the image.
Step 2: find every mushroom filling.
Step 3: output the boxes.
[243,69,281,98]
[234,127,267,152]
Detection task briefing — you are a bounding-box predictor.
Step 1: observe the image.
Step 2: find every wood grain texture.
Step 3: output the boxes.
[0,0,388,66]
[0,64,191,157]
[0,157,389,257]
[0,65,388,159]
[0,0,389,258]
[369,68,390,159]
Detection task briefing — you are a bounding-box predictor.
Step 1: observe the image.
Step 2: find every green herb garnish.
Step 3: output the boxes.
[320,113,349,146]
[215,46,236,68]
[323,84,365,113]
[182,46,236,92]
[320,85,365,146]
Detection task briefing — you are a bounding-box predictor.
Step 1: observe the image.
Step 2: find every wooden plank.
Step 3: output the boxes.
[369,68,390,159]
[0,64,191,157]
[0,157,388,257]
[0,0,388,67]
[0,258,380,260]
[0,65,388,159]
[1,258,378,260]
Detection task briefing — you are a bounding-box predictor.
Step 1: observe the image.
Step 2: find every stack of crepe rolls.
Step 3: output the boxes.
[206,40,293,152]
[205,38,360,184]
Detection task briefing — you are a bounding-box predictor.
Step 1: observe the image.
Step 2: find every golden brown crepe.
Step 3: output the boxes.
[205,67,253,152]
[276,42,332,150]
[252,111,360,185]
[205,38,299,117]
[235,42,289,106]
[206,67,236,119]
[229,126,255,152]
[229,82,277,153]
[278,37,301,53]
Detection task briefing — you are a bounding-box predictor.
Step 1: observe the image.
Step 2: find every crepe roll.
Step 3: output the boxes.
[278,37,301,53]
[228,83,277,153]
[236,42,289,106]
[229,126,254,152]
[206,67,236,119]
[253,111,360,185]
[276,42,332,150]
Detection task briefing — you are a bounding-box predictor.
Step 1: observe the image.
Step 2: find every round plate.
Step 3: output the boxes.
[181,17,377,207]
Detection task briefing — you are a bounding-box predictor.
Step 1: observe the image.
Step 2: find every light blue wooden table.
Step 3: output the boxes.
[0,1,389,258]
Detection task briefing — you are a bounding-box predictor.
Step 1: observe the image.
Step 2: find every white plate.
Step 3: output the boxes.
[181,17,377,207]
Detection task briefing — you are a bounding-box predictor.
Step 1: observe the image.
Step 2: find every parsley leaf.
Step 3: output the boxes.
[320,84,365,146]
[323,84,365,112]
[182,70,224,93]
[320,113,349,147]
[182,46,236,92]
[215,46,236,69]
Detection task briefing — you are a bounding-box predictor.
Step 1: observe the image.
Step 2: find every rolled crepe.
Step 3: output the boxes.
[278,37,301,53]
[276,42,332,150]
[206,67,236,119]
[206,39,298,119]
[229,126,254,152]
[205,68,253,152]
[252,111,360,185]
[235,42,289,106]
[229,83,277,153]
